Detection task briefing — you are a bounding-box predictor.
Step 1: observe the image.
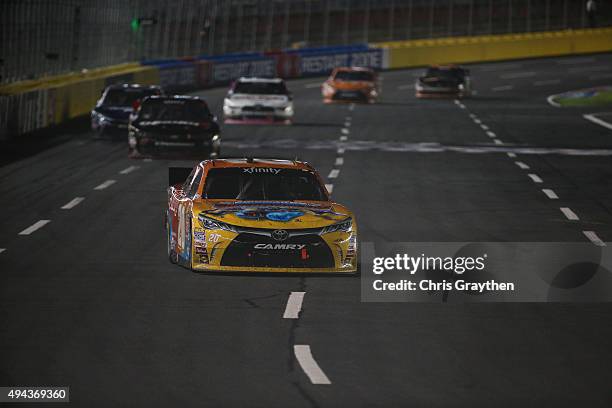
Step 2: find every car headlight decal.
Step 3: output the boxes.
[198,214,236,232]
[320,218,352,234]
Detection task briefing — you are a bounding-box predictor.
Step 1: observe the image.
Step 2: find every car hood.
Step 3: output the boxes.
[95,106,133,119]
[195,201,352,229]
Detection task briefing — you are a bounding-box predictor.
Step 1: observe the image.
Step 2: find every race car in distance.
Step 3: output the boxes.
[91,83,163,137]
[322,67,379,103]
[128,95,220,158]
[223,78,294,124]
[415,65,472,98]
[166,158,357,273]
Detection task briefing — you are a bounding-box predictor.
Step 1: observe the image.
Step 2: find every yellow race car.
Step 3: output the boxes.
[166,158,357,273]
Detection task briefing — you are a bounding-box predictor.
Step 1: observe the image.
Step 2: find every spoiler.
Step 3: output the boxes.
[168,167,193,187]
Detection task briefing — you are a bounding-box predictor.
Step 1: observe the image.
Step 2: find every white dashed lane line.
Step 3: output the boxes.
[348,103,355,111]
[339,135,348,142]
[493,139,503,145]
[560,207,580,221]
[61,197,85,210]
[294,345,332,385]
[283,292,305,319]
[119,165,139,175]
[143,158,153,162]
[480,124,489,130]
[19,220,51,236]
[328,169,340,179]
[335,157,344,166]
[341,128,350,135]
[487,131,496,138]
[506,152,517,158]
[0,248,6,254]
[583,114,612,131]
[337,147,345,155]
[528,173,543,183]
[514,161,530,170]
[542,189,559,200]
[583,231,606,247]
[93,179,116,190]
[325,184,334,194]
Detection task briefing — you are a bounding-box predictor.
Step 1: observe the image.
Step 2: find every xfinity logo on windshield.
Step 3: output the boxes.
[254,244,306,250]
[243,168,281,174]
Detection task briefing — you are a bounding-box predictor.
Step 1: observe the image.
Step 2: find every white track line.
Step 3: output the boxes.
[469,113,477,119]
[500,71,536,79]
[94,179,116,190]
[480,124,489,130]
[514,161,530,170]
[473,118,482,124]
[560,207,579,221]
[19,220,51,235]
[507,152,517,158]
[143,158,153,162]
[528,173,543,183]
[583,114,612,131]
[325,184,334,194]
[294,345,331,385]
[534,79,561,86]
[119,165,139,175]
[339,135,348,142]
[335,157,344,166]
[493,139,503,145]
[337,147,345,155]
[348,104,355,111]
[487,131,497,138]
[542,189,559,199]
[0,248,6,254]
[328,169,340,179]
[583,231,606,247]
[283,292,305,319]
[61,197,85,210]
[341,128,350,135]
[492,85,514,92]
[304,82,322,89]
[546,95,561,108]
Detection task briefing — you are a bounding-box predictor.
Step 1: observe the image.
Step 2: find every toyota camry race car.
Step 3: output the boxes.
[128,95,220,158]
[415,65,472,98]
[223,78,294,124]
[91,84,163,137]
[322,67,379,103]
[166,158,357,273]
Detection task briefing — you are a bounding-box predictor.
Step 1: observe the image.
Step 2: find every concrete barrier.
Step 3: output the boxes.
[374,28,612,69]
[0,63,159,140]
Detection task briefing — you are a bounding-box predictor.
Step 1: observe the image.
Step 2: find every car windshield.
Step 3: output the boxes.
[203,167,328,201]
[102,88,159,107]
[233,81,288,95]
[137,99,211,122]
[424,68,465,80]
[334,70,374,82]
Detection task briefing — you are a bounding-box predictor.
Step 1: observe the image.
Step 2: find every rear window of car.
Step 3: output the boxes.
[101,88,160,107]
[334,70,374,82]
[233,81,288,95]
[137,99,211,122]
[203,167,327,201]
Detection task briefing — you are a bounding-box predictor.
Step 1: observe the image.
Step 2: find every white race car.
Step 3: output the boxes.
[223,78,294,124]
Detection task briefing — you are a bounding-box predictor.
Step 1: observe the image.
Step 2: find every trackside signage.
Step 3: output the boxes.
[212,58,276,82]
[360,242,612,302]
[299,49,384,76]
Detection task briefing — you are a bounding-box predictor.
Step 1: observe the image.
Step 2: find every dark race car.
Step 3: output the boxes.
[91,84,163,137]
[415,66,472,99]
[128,95,220,159]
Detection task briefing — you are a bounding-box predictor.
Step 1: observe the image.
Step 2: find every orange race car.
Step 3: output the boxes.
[322,67,379,103]
[166,158,358,273]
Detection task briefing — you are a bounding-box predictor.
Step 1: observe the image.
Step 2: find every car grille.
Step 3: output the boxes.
[242,106,275,112]
[221,233,335,268]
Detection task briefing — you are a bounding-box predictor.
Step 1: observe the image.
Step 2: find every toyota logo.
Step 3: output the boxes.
[271,229,289,241]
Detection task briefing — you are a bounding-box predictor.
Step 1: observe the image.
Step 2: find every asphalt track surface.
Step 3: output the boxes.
[1,54,612,407]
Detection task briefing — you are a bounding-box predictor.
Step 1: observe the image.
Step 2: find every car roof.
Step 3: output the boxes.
[236,77,284,83]
[200,158,315,171]
[333,66,375,73]
[106,83,161,90]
